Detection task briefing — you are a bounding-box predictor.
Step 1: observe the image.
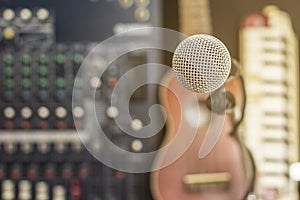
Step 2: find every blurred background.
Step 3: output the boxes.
[0,0,299,199]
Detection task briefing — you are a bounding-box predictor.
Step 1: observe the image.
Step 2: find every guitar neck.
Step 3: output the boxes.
[178,0,212,35]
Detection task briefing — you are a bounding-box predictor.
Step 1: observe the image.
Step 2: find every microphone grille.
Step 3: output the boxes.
[172,34,231,93]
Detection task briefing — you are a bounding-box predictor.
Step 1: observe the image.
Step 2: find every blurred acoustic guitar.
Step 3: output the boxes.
[151,0,255,199]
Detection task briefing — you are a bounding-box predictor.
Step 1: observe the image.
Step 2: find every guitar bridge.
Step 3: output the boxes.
[182,172,231,192]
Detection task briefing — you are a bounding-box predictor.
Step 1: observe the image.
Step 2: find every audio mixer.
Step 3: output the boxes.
[0,0,164,199]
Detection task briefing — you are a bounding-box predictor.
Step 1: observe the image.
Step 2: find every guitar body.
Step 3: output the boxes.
[151,71,254,200]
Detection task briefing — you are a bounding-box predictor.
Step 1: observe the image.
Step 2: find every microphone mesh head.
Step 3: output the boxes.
[172,34,231,93]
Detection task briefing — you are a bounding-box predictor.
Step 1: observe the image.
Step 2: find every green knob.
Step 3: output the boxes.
[73,53,84,64]
[39,54,48,64]
[4,67,14,77]
[55,78,65,88]
[4,79,15,89]
[22,79,32,89]
[56,54,65,65]
[39,78,49,88]
[39,66,48,76]
[21,67,31,77]
[74,78,83,88]
[22,54,31,64]
[3,54,14,65]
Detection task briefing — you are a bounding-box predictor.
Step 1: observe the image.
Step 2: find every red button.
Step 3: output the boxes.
[107,77,117,88]
[74,121,83,129]
[44,166,55,179]
[21,121,31,129]
[0,169,5,179]
[71,180,82,200]
[115,171,125,180]
[62,167,72,180]
[4,121,13,130]
[27,168,37,180]
[39,121,49,129]
[56,121,66,130]
[11,168,21,180]
[79,167,88,180]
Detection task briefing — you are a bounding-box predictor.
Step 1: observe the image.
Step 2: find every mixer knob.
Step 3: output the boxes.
[107,77,117,88]
[4,67,14,77]
[4,79,15,89]
[19,180,31,191]
[62,164,72,179]
[10,165,21,180]
[0,164,6,179]
[72,141,83,152]
[19,180,32,200]
[22,79,32,89]
[135,0,150,7]
[20,106,32,119]
[39,121,49,130]
[38,90,49,101]
[3,54,14,65]
[21,121,31,129]
[27,164,38,180]
[2,27,15,40]
[2,180,15,200]
[3,106,16,119]
[55,90,65,101]
[21,90,31,101]
[135,7,150,22]
[2,180,14,190]
[106,106,119,119]
[56,54,65,65]
[131,118,143,131]
[38,66,48,76]
[35,182,49,200]
[37,143,50,154]
[53,185,66,200]
[73,53,84,64]
[21,66,31,77]
[108,65,118,76]
[4,143,16,154]
[4,121,14,130]
[37,106,50,119]
[56,121,66,130]
[39,54,49,64]
[131,139,143,152]
[38,78,49,89]
[2,190,15,200]
[36,8,50,21]
[44,164,55,179]
[21,143,33,154]
[118,0,134,9]
[55,106,67,119]
[3,90,14,102]
[72,106,85,119]
[89,76,102,89]
[36,193,49,200]
[2,9,15,21]
[55,78,65,88]
[19,192,31,200]
[19,8,32,21]
[55,142,66,153]
[21,54,31,65]
[79,164,89,180]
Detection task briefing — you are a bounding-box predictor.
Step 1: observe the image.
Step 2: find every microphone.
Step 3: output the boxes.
[172,34,232,93]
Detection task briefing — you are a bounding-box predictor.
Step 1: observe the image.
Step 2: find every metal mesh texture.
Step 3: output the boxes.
[172,34,231,93]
